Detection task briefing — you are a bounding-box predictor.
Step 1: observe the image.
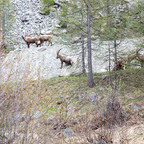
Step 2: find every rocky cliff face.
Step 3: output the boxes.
[1,0,80,83]
[10,0,59,48]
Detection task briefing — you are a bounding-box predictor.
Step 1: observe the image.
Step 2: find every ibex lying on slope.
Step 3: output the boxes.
[38,35,52,46]
[136,48,144,67]
[112,59,124,71]
[112,53,138,71]
[22,36,41,48]
[56,49,73,69]
[112,49,144,71]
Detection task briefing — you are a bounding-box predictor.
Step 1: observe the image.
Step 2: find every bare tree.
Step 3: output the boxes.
[113,0,118,92]
[81,9,86,75]
[85,0,95,87]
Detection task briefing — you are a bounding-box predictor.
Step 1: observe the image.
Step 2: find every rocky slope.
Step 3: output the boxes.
[1,0,143,83]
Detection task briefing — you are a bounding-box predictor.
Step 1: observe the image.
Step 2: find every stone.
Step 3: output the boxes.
[55,24,61,28]
[37,47,46,52]
[67,107,75,115]
[101,75,107,80]
[60,95,65,98]
[32,111,41,119]
[133,104,141,110]
[62,128,75,138]
[141,106,144,109]
[89,93,97,103]
[66,101,71,104]
[70,118,79,125]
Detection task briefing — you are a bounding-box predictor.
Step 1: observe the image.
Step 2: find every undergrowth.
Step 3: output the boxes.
[0,68,144,143]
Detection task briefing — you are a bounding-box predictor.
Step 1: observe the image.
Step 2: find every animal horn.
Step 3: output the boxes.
[136,48,142,55]
[57,48,62,56]
[22,35,26,41]
[136,48,143,60]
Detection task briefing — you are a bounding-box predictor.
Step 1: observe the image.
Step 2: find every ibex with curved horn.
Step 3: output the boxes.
[56,48,73,69]
[136,48,144,67]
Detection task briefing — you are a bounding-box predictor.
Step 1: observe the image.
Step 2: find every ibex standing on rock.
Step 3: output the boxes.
[56,49,73,69]
[22,36,41,48]
[38,35,52,46]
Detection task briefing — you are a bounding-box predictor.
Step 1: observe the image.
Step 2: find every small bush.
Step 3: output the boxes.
[40,7,51,15]
[41,0,54,7]
[0,41,7,50]
[59,21,67,28]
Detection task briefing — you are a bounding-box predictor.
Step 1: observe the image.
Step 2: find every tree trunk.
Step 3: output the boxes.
[2,6,5,42]
[86,0,95,87]
[114,0,117,91]
[81,34,86,74]
[106,0,112,86]
[81,9,86,75]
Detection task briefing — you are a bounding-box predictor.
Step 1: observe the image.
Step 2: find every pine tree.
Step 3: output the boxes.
[0,0,15,50]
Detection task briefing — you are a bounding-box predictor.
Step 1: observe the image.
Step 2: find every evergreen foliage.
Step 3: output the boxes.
[41,0,54,6]
[0,0,15,50]
[40,0,54,15]
[129,1,144,35]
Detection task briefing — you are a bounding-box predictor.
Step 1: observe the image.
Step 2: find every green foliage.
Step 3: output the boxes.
[58,3,69,28]
[40,7,51,15]
[58,0,131,40]
[41,0,54,7]
[57,0,87,39]
[129,1,144,35]
[40,0,55,15]
[94,0,130,40]
[59,20,67,28]
[0,0,15,50]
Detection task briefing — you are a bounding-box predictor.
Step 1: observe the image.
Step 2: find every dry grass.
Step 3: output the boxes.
[0,67,144,143]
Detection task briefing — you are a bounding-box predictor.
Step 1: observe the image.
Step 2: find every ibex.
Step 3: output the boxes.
[56,48,73,69]
[112,59,124,71]
[112,49,144,71]
[38,35,52,46]
[22,36,41,48]
[136,48,144,67]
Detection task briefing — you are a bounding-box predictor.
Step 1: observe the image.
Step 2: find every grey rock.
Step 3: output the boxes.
[37,47,46,52]
[62,128,75,138]
[55,24,61,28]
[129,97,135,99]
[99,140,106,144]
[70,118,79,125]
[61,95,65,98]
[15,49,22,52]
[133,104,141,110]
[89,93,97,103]
[76,95,81,100]
[101,75,107,80]
[66,101,71,104]
[67,107,75,115]
[93,141,98,144]
[32,111,41,119]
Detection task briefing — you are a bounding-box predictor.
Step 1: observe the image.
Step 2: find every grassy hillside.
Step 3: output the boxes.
[0,68,144,143]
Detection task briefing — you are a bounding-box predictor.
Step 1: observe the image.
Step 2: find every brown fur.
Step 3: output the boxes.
[112,49,144,71]
[112,53,137,71]
[136,49,144,67]
[38,35,52,46]
[22,36,41,48]
[136,54,144,62]
[112,60,124,71]
[46,31,52,35]
[124,53,137,69]
[56,49,73,69]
